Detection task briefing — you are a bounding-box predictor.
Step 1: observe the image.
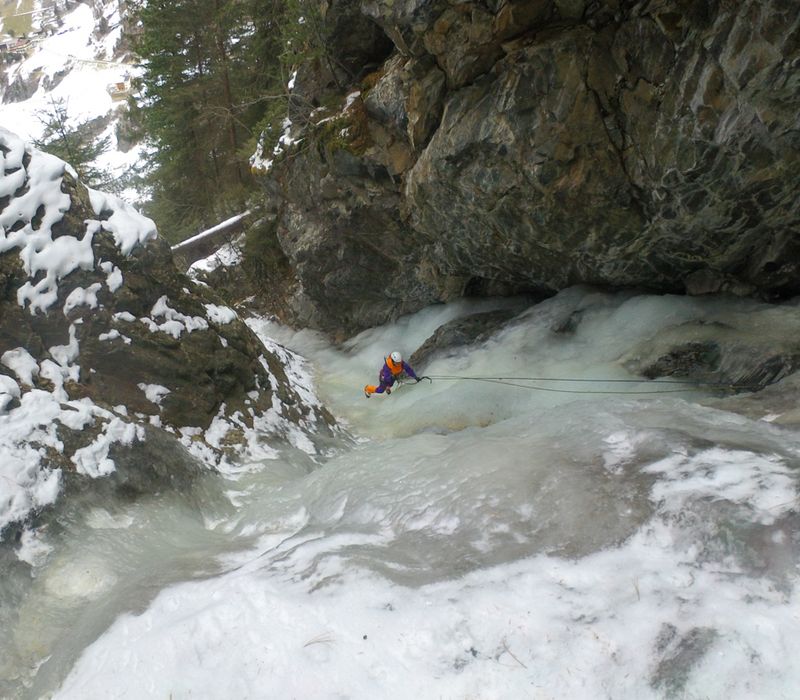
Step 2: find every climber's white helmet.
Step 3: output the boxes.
[390,351,402,364]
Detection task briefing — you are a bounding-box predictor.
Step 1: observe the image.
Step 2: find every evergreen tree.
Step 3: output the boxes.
[130,0,285,242]
[33,98,112,188]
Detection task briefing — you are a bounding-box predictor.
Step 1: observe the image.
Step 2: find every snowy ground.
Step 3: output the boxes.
[3,290,797,699]
[0,1,145,201]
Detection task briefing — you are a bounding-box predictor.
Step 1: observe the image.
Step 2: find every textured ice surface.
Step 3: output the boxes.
[3,290,800,699]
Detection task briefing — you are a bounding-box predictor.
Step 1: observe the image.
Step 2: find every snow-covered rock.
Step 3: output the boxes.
[0,129,335,537]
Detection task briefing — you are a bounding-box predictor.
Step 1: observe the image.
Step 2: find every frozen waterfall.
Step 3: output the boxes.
[2,288,799,699]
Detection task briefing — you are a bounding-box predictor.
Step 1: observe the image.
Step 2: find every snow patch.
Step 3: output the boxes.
[645,448,797,524]
[251,117,299,173]
[71,418,143,477]
[137,383,170,406]
[48,324,80,375]
[99,261,124,292]
[187,240,243,277]
[98,329,131,344]
[87,188,157,256]
[1,347,40,386]
[204,303,237,325]
[63,283,103,316]
[140,296,208,339]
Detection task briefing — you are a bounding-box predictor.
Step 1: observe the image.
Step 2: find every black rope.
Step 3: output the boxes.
[424,374,757,396]
[391,376,432,391]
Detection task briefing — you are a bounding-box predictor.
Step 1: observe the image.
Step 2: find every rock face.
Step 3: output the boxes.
[252,0,800,336]
[0,129,333,535]
[409,307,522,370]
[621,310,800,391]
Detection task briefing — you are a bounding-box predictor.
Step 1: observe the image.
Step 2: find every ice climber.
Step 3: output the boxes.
[364,351,419,397]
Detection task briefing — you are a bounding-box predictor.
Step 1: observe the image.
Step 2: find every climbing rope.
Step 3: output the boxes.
[424,374,759,395]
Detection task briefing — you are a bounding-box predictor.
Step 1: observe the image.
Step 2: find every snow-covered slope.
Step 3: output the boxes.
[0,0,144,201]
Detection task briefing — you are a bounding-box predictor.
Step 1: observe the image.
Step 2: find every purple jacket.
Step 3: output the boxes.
[379,359,417,387]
